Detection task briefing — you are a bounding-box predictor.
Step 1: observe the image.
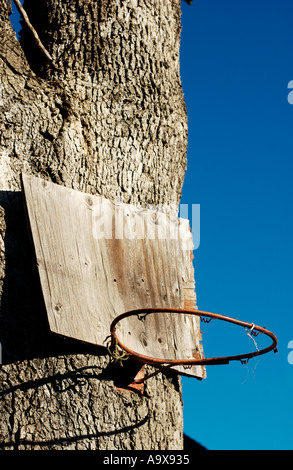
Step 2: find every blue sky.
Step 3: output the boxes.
[9,0,293,451]
[180,0,293,450]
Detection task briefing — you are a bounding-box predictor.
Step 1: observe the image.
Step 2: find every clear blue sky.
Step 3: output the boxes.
[9,0,293,451]
[180,0,293,450]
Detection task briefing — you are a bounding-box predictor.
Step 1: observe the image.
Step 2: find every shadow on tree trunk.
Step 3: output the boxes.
[0,190,114,364]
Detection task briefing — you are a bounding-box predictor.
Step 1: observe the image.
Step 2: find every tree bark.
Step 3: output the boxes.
[0,0,189,450]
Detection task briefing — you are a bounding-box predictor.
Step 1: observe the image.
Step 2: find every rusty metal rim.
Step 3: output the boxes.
[110,308,278,369]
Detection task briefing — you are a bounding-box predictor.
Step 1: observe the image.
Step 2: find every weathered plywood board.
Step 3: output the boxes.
[22,174,205,378]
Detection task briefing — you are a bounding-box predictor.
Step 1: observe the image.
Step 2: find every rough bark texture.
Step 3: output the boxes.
[0,0,189,450]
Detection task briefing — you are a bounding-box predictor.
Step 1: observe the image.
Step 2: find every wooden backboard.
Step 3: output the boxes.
[22,174,205,379]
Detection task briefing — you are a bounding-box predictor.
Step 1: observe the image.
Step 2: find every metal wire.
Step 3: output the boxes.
[109,308,278,383]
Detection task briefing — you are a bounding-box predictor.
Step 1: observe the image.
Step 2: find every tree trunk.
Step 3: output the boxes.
[0,0,188,450]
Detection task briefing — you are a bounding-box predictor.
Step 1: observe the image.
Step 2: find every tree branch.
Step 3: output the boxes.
[12,0,59,70]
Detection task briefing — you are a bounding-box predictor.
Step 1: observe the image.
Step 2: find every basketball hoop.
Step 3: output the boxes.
[108,308,278,383]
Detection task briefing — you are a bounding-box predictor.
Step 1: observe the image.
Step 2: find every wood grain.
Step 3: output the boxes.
[22,174,205,378]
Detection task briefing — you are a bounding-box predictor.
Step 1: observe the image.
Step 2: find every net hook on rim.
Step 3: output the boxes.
[109,308,278,384]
